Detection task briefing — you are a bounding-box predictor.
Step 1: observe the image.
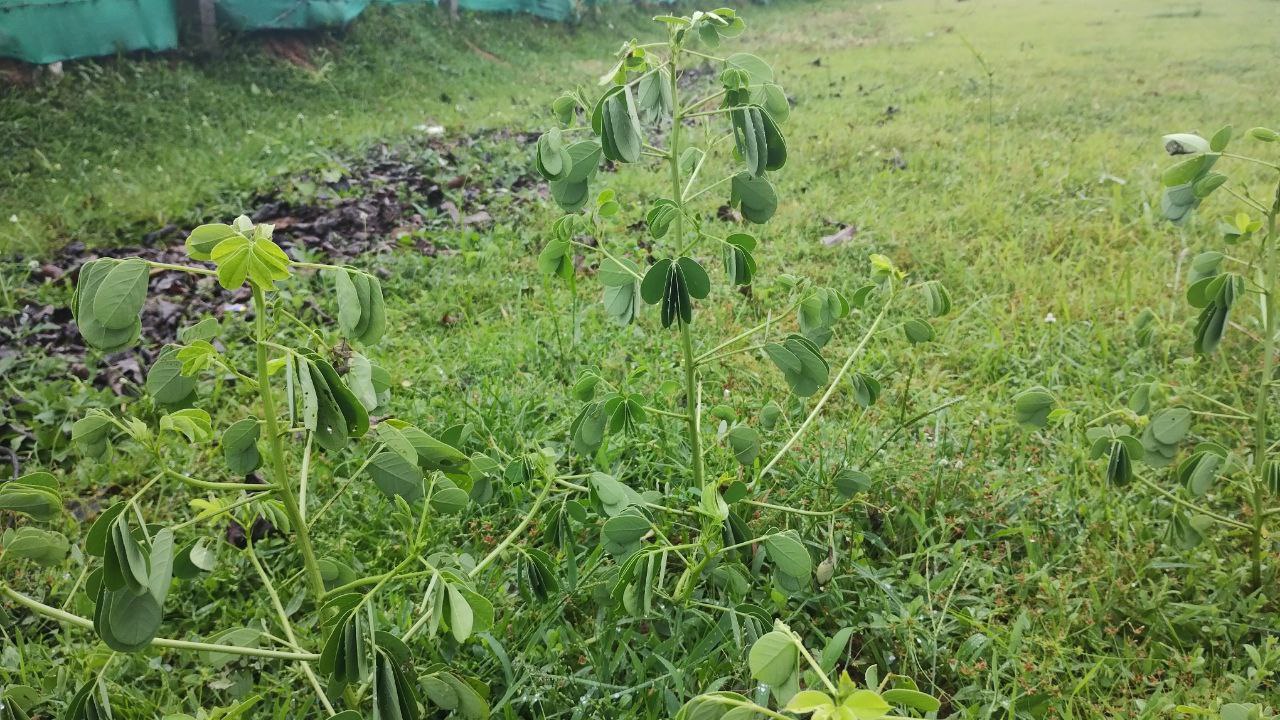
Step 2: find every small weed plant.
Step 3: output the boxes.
[0,216,539,718]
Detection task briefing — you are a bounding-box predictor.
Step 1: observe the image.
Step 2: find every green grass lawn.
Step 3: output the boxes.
[3,0,1280,717]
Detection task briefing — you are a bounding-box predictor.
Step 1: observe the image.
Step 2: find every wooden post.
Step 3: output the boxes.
[199,0,217,49]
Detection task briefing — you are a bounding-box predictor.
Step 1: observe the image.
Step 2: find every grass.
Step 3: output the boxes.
[3,0,1280,717]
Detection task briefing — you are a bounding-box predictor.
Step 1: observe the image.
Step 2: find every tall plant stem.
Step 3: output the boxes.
[252,283,326,603]
[1250,179,1280,589]
[668,45,705,489]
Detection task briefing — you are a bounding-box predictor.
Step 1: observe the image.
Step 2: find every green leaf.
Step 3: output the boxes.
[763,531,812,581]
[600,86,643,163]
[725,426,760,465]
[882,688,940,714]
[850,373,881,408]
[765,334,829,397]
[747,631,797,686]
[210,234,291,291]
[785,690,835,715]
[430,479,470,515]
[2,526,69,566]
[103,515,149,595]
[97,584,163,652]
[725,52,774,86]
[421,671,489,720]
[1012,388,1055,428]
[389,422,469,473]
[660,260,694,328]
[1247,127,1279,142]
[641,259,672,305]
[903,318,935,344]
[731,106,767,177]
[74,259,142,352]
[186,223,240,261]
[589,472,645,516]
[146,352,198,406]
[600,257,640,325]
[1106,440,1133,486]
[73,413,114,458]
[160,408,213,443]
[602,511,649,557]
[549,141,602,212]
[922,280,952,317]
[0,473,61,521]
[1162,154,1212,186]
[1178,449,1225,497]
[535,128,571,180]
[678,692,755,720]
[677,256,710,299]
[730,172,778,224]
[367,450,425,503]
[1209,125,1232,152]
[330,268,363,337]
[843,689,892,720]
[85,503,127,557]
[308,352,370,440]
[723,233,758,286]
[91,258,150,330]
[834,469,871,498]
[646,199,680,239]
[1150,407,1192,445]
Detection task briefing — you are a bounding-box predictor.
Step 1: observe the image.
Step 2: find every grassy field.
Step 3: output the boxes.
[3,0,1280,717]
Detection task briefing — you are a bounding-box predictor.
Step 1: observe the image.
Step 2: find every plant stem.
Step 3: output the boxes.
[470,462,557,577]
[2,585,320,661]
[1250,179,1280,588]
[251,283,326,603]
[163,468,274,493]
[753,300,891,486]
[1132,474,1251,531]
[245,543,335,715]
[667,46,705,490]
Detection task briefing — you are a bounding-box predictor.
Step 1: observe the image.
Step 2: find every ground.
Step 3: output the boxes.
[2,0,1279,717]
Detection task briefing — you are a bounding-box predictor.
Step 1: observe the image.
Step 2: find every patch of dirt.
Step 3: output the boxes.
[262,34,318,71]
[0,128,543,391]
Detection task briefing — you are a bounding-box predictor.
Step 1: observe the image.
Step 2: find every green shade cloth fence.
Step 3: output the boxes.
[0,0,618,63]
[0,0,179,65]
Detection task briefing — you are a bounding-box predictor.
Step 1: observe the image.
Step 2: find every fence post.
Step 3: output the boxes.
[199,0,217,49]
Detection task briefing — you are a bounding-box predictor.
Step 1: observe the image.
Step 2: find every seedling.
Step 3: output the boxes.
[1016,124,1280,589]
[0,216,545,718]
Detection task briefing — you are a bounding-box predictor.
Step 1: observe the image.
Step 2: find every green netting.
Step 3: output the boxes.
[374,0,577,22]
[0,0,178,64]
[216,0,371,30]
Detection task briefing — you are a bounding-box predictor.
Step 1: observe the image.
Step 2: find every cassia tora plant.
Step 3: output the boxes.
[1015,123,1280,590]
[0,215,549,719]
[528,7,951,702]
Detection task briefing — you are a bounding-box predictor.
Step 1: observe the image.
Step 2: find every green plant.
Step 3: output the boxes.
[678,620,940,720]
[0,216,549,718]
[1016,124,1280,589]
[528,2,951,667]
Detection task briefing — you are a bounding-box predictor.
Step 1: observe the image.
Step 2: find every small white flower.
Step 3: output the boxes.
[8,215,16,223]
[1044,312,1057,323]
